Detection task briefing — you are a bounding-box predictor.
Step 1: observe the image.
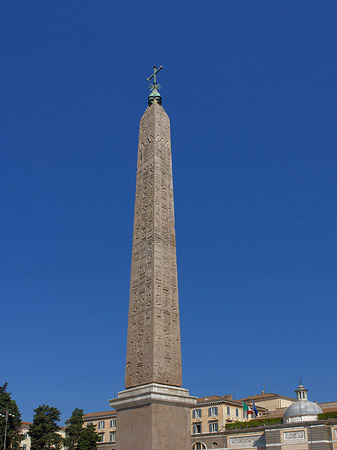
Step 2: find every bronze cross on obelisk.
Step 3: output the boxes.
[147,65,163,87]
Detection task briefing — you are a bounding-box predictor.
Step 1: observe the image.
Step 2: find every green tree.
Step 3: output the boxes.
[0,383,22,450]
[64,408,84,450]
[64,408,99,450]
[77,424,99,450]
[29,405,63,450]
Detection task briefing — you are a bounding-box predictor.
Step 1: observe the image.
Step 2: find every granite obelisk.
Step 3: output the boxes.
[110,67,195,450]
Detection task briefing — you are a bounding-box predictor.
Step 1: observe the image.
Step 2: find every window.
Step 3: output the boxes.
[235,408,239,417]
[192,423,202,434]
[226,406,230,415]
[110,419,116,428]
[208,407,218,417]
[192,443,206,450]
[209,422,218,433]
[86,422,93,426]
[110,432,116,442]
[98,421,105,429]
[193,409,202,419]
[98,433,104,442]
[22,445,27,450]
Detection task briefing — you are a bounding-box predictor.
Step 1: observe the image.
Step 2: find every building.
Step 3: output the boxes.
[283,383,323,424]
[242,392,296,412]
[80,383,337,450]
[82,410,117,449]
[194,418,337,450]
[191,395,268,436]
[20,383,337,450]
[80,395,267,450]
[20,421,65,450]
[190,384,337,450]
[20,422,31,450]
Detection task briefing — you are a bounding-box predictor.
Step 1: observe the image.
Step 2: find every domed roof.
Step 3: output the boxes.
[283,400,322,418]
[283,382,322,422]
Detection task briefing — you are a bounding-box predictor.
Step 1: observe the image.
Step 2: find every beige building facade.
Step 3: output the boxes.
[190,395,268,437]
[20,422,31,450]
[190,421,337,450]
[79,387,337,450]
[20,389,337,450]
[20,421,65,450]
[242,393,296,412]
[81,407,337,450]
[190,384,337,450]
[82,410,117,449]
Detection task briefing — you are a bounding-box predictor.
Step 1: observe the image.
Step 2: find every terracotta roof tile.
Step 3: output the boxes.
[197,396,222,402]
[241,393,295,401]
[83,410,116,419]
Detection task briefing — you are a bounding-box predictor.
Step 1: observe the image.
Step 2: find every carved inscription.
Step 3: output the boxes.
[229,436,265,447]
[125,103,182,388]
[283,431,305,440]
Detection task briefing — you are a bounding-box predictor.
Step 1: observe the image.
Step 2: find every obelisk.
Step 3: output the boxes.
[110,66,196,450]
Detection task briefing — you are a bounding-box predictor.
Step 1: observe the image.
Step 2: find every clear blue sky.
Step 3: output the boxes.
[1,1,336,424]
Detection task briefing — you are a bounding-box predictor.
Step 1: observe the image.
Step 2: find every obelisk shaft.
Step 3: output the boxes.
[125,101,182,389]
[109,80,195,450]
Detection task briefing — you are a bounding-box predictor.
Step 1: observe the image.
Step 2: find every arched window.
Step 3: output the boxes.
[192,443,206,450]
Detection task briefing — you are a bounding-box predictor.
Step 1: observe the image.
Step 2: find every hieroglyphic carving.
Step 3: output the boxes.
[125,102,182,388]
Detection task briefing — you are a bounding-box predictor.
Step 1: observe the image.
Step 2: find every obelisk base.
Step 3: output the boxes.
[109,383,197,450]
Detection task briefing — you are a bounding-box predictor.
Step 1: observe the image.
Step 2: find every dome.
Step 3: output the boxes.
[283,400,322,418]
[283,382,322,423]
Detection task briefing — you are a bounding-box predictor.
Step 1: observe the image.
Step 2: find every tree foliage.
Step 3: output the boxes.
[318,411,337,420]
[0,383,22,450]
[77,423,100,450]
[225,417,282,429]
[64,408,99,450]
[29,405,63,450]
[64,408,84,450]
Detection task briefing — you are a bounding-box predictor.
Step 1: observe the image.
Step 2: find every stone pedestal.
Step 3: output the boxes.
[109,383,196,450]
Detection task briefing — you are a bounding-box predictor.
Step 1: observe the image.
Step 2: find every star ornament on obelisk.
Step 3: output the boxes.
[109,66,196,450]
